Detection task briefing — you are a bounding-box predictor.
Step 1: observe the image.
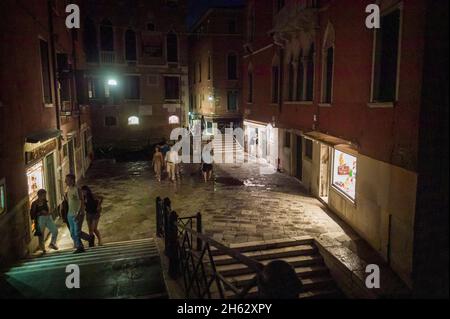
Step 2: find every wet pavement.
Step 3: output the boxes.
[55,159,359,249]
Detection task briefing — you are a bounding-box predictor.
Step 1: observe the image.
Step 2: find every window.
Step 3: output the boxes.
[105,116,117,127]
[284,132,291,148]
[297,51,305,101]
[207,55,211,80]
[164,76,180,100]
[227,91,238,111]
[198,62,202,82]
[0,179,6,215]
[88,77,104,99]
[305,44,315,101]
[248,6,256,42]
[125,29,137,61]
[321,23,335,104]
[228,19,237,34]
[147,23,156,31]
[128,116,140,125]
[276,0,285,12]
[323,47,334,103]
[100,19,114,51]
[372,8,401,102]
[305,139,313,159]
[84,18,99,62]
[248,71,253,103]
[57,53,71,107]
[39,39,52,104]
[287,57,295,101]
[124,76,140,99]
[167,32,178,63]
[169,115,180,124]
[227,53,238,80]
[332,149,357,201]
[271,65,280,103]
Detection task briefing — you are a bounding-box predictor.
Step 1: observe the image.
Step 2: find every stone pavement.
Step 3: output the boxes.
[47,159,407,297]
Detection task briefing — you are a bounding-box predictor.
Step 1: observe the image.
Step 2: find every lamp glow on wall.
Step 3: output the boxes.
[128,116,140,125]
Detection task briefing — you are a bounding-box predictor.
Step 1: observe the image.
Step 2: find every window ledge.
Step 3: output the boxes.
[44,103,54,108]
[319,103,332,107]
[367,102,394,108]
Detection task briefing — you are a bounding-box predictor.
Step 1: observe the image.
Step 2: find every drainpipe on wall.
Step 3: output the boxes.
[48,0,61,131]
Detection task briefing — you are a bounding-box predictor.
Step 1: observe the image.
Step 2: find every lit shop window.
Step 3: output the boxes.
[0,179,6,215]
[332,149,357,201]
[128,116,140,126]
[27,162,44,202]
[169,115,180,124]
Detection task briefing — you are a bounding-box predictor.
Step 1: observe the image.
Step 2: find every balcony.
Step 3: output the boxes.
[100,51,116,64]
[271,2,318,45]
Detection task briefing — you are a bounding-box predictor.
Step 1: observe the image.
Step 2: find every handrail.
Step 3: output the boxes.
[185,227,264,273]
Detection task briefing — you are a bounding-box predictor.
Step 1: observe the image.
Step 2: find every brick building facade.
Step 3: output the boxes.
[189,7,244,134]
[0,0,93,264]
[83,0,189,151]
[242,0,448,296]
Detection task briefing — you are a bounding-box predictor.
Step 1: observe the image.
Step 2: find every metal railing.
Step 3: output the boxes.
[155,196,264,299]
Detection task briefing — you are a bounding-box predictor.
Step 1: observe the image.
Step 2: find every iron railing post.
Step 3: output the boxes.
[156,197,162,237]
[163,197,171,255]
[168,210,180,279]
[196,212,202,251]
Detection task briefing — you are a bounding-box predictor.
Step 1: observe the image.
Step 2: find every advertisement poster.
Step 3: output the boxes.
[27,161,44,202]
[332,150,357,200]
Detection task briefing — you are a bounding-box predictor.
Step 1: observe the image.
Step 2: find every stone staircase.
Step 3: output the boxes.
[211,237,343,299]
[212,136,244,162]
[0,238,167,299]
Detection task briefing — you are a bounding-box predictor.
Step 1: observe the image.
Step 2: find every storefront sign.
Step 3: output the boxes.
[27,162,44,202]
[332,149,357,200]
[25,140,56,165]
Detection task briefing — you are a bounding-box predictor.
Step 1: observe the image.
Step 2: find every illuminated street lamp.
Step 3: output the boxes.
[108,79,118,86]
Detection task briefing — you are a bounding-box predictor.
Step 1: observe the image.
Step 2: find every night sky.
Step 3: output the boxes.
[188,0,245,28]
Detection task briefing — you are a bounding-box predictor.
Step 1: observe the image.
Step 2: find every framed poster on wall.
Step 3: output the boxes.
[332,149,357,201]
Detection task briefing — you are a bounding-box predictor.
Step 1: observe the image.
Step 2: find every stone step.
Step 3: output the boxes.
[213,244,317,265]
[226,264,329,288]
[224,277,337,299]
[210,237,314,256]
[216,254,323,277]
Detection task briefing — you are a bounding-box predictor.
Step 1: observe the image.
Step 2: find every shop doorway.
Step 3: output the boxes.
[45,153,57,218]
[296,136,303,181]
[319,144,331,202]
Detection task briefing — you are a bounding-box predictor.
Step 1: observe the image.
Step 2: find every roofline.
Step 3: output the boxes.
[190,6,245,32]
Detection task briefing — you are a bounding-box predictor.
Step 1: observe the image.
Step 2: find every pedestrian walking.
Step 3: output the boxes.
[152,146,164,182]
[165,144,179,182]
[201,160,213,182]
[82,186,103,247]
[30,189,59,253]
[64,174,86,253]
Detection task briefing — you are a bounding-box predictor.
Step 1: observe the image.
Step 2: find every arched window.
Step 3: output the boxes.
[248,5,256,42]
[167,32,178,63]
[125,29,137,61]
[321,23,335,104]
[247,63,253,103]
[227,52,238,80]
[297,49,305,101]
[271,54,280,103]
[287,55,295,101]
[169,115,180,124]
[84,18,98,63]
[100,19,114,51]
[305,44,315,101]
[128,116,140,125]
[147,22,156,31]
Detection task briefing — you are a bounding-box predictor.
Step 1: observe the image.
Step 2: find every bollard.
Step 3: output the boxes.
[196,212,202,251]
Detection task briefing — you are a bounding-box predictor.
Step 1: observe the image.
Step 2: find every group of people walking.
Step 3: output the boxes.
[30,174,103,254]
[152,141,214,183]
